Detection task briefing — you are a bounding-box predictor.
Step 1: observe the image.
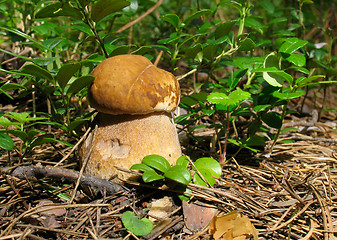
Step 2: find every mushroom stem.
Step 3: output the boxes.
[80,112,181,180]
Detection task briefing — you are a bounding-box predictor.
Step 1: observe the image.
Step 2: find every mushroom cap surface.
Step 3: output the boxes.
[88,54,180,115]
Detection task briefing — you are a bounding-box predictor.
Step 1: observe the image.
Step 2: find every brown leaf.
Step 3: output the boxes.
[38,200,66,217]
[209,211,258,240]
[183,200,217,232]
[148,196,173,221]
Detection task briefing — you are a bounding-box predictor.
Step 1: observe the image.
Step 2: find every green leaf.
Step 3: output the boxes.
[92,0,130,22]
[21,64,54,81]
[108,45,135,57]
[194,157,222,177]
[185,43,203,62]
[262,53,283,87]
[177,185,192,201]
[66,75,94,96]
[258,53,294,86]
[161,14,180,29]
[281,53,306,67]
[228,69,247,90]
[176,156,189,168]
[193,168,216,187]
[0,82,26,92]
[0,116,19,128]
[273,90,305,100]
[245,17,263,34]
[5,112,30,123]
[183,9,212,24]
[174,113,195,124]
[142,154,171,173]
[279,38,308,54]
[66,118,89,132]
[0,133,14,150]
[56,63,81,90]
[30,134,73,149]
[207,92,229,104]
[228,88,251,104]
[215,20,237,39]
[180,92,208,107]
[27,129,43,142]
[296,75,325,87]
[142,170,165,182]
[121,211,153,236]
[35,2,82,19]
[253,104,271,112]
[7,129,28,142]
[1,26,50,51]
[238,38,256,51]
[164,165,191,185]
[203,44,218,60]
[207,88,250,107]
[130,163,154,172]
[228,138,241,147]
[259,1,275,13]
[244,135,266,146]
[261,112,282,129]
[157,35,183,45]
[79,0,91,7]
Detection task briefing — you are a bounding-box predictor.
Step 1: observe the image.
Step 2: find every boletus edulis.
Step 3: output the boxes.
[79,54,182,180]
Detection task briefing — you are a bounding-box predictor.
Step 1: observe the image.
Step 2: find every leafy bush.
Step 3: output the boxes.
[131,154,222,200]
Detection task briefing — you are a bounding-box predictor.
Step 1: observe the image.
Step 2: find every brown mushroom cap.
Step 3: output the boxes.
[88,54,180,115]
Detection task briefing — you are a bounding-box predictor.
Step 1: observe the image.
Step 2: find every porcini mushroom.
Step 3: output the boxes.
[79,54,182,180]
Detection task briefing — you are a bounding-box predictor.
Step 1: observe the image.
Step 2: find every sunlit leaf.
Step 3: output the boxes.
[121,211,153,236]
[279,37,308,54]
[142,154,171,173]
[194,157,222,177]
[0,133,14,150]
[130,163,154,172]
[164,165,191,185]
[176,156,189,168]
[273,90,305,100]
[193,168,216,187]
[142,170,165,182]
[281,53,306,66]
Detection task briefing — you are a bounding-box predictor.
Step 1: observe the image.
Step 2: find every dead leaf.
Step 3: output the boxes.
[148,196,173,221]
[183,200,217,232]
[209,211,258,240]
[40,215,61,228]
[38,200,66,216]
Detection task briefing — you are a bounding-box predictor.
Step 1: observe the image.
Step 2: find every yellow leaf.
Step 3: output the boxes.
[209,211,258,240]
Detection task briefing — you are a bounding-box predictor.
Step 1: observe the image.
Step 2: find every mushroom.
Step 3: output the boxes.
[79,54,182,180]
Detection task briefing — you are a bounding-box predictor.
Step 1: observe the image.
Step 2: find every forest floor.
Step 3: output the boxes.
[1,84,337,240]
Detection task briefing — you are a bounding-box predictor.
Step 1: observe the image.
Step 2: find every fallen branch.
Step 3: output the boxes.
[4,166,123,194]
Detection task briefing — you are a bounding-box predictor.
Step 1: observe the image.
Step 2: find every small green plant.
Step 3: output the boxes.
[0,112,72,160]
[121,211,153,236]
[131,154,222,200]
